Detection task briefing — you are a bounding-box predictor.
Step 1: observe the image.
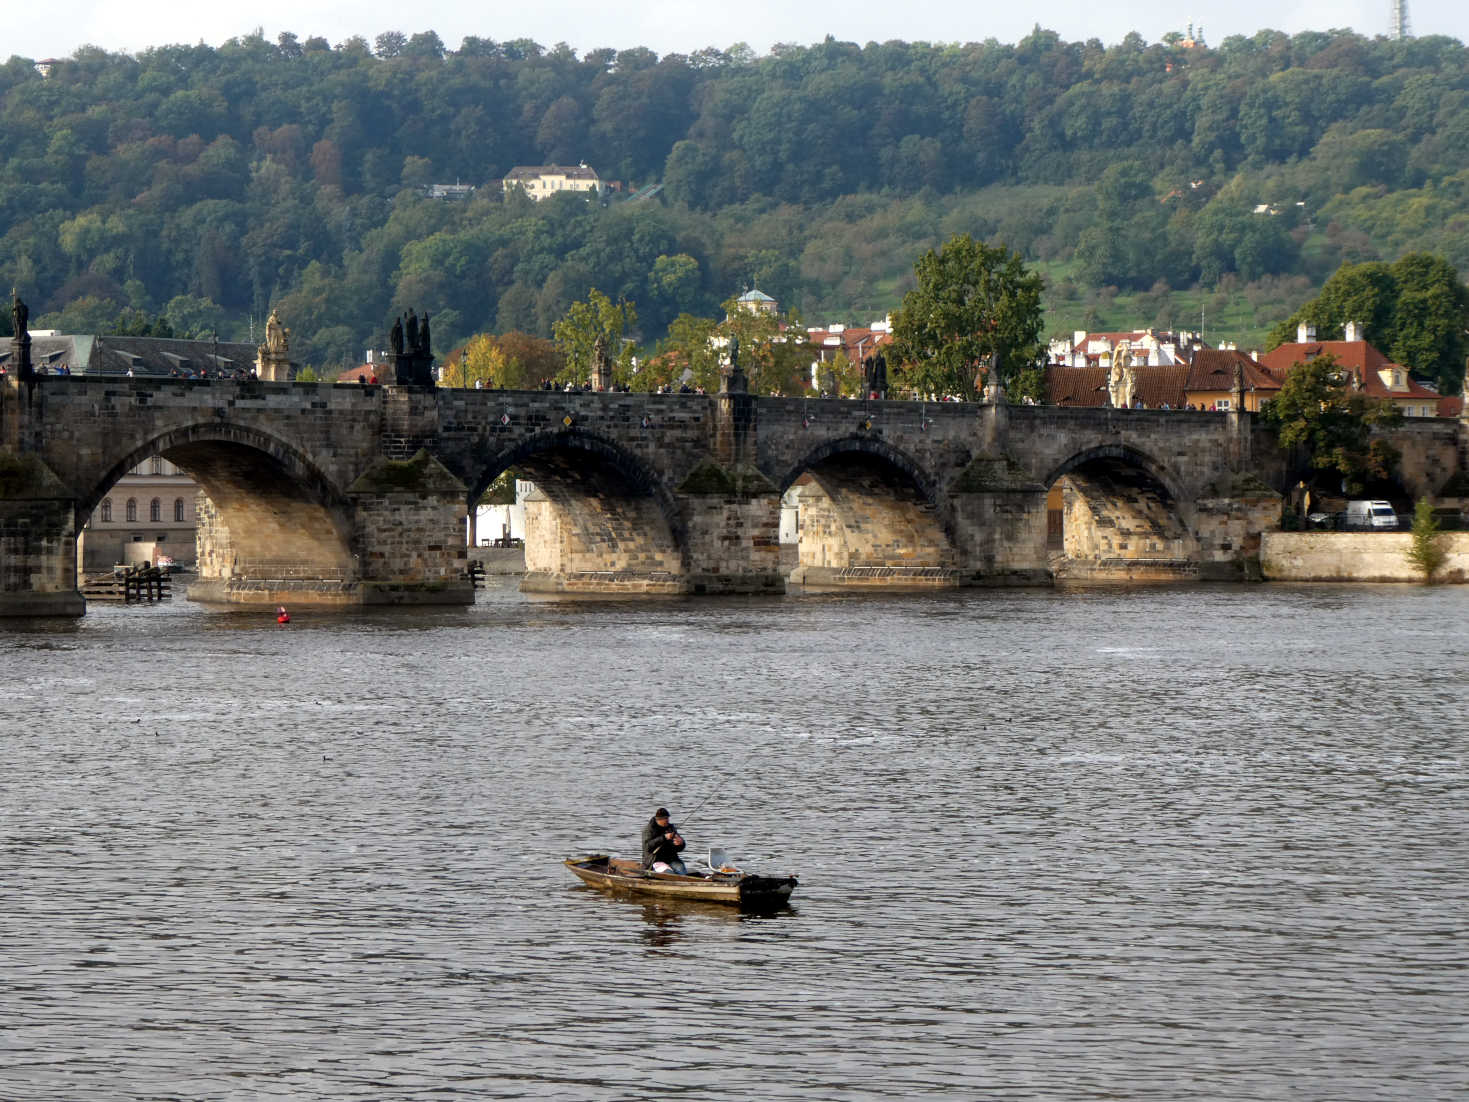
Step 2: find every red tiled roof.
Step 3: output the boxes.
[1133,364,1192,408]
[1185,348,1280,394]
[1258,340,1439,402]
[806,328,893,362]
[1043,364,1190,408]
[1045,365,1109,406]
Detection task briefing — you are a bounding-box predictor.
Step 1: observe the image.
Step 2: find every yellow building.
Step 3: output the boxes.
[503,163,601,200]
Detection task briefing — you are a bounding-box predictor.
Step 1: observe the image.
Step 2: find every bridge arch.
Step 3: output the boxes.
[473,427,690,590]
[777,434,959,587]
[1043,444,1195,578]
[82,420,356,587]
[1042,443,1185,504]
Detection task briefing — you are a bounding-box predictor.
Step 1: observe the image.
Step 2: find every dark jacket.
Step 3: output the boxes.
[641,816,685,868]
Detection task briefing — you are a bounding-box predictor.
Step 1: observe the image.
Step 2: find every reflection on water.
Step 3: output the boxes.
[2,581,1467,1100]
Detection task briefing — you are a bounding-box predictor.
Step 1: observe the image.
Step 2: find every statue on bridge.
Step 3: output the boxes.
[12,289,28,340]
[863,351,888,398]
[10,288,33,382]
[1108,353,1136,409]
[591,333,613,391]
[719,334,747,395]
[255,307,294,381]
[982,354,1006,404]
[264,308,289,356]
[387,308,435,387]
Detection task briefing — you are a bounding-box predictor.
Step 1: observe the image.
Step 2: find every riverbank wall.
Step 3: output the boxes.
[469,547,526,575]
[1261,532,1469,583]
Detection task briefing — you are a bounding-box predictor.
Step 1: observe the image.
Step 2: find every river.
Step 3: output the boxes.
[3,581,1466,1100]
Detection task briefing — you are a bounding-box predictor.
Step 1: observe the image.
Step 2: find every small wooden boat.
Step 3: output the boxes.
[564,854,797,908]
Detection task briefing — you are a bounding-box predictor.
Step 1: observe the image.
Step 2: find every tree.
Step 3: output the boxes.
[650,313,720,392]
[888,234,1044,401]
[552,289,638,386]
[441,334,505,389]
[1262,354,1404,496]
[494,331,562,389]
[1405,499,1447,583]
[715,296,810,396]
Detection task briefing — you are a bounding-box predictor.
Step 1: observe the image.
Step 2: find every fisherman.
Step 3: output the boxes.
[276,605,290,624]
[641,807,686,874]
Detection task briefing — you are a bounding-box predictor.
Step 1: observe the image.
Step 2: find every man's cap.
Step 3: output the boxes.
[655,807,670,818]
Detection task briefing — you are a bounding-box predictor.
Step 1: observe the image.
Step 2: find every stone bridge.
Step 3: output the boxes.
[2,375,1464,615]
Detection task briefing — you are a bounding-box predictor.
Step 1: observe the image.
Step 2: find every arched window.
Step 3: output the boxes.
[174,498,186,522]
[126,498,137,522]
[101,499,113,522]
[150,498,161,522]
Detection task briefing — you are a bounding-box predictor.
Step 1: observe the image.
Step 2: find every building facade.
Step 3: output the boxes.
[502,163,601,200]
[79,456,199,572]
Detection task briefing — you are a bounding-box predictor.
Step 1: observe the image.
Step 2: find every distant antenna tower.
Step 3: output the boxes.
[1391,0,1410,40]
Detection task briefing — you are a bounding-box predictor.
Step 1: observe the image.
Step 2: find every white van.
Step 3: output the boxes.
[1345,500,1398,529]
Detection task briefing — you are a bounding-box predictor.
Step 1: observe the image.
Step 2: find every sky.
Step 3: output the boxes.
[8,0,1468,63]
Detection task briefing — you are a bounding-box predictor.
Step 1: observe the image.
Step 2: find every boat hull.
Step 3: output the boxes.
[564,855,796,908]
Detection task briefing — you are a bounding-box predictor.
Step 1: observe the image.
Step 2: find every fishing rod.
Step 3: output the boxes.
[675,728,789,832]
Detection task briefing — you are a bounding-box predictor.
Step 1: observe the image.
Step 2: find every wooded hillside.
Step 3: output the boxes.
[3,27,1468,383]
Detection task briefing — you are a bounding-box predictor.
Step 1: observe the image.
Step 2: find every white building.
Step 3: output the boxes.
[471,479,536,545]
[1048,329,1201,368]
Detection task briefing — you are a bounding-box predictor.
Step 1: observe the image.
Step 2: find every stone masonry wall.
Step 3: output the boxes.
[349,490,470,602]
[1261,531,1469,583]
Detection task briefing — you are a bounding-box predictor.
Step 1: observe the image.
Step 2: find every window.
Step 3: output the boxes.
[151,457,163,475]
[174,498,186,522]
[1216,399,1232,411]
[101,499,113,522]
[150,498,161,522]
[126,498,137,522]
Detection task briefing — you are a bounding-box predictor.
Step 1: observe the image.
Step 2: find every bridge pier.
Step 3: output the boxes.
[677,481,785,595]
[518,460,786,596]
[188,448,474,607]
[947,456,1054,586]
[0,453,86,616]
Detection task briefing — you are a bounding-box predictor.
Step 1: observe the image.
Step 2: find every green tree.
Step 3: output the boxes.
[715,296,809,396]
[888,234,1044,401]
[162,294,229,339]
[650,312,720,392]
[1262,354,1404,496]
[552,288,638,386]
[1404,499,1447,583]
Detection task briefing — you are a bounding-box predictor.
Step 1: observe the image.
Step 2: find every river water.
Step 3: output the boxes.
[2,581,1466,1100]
